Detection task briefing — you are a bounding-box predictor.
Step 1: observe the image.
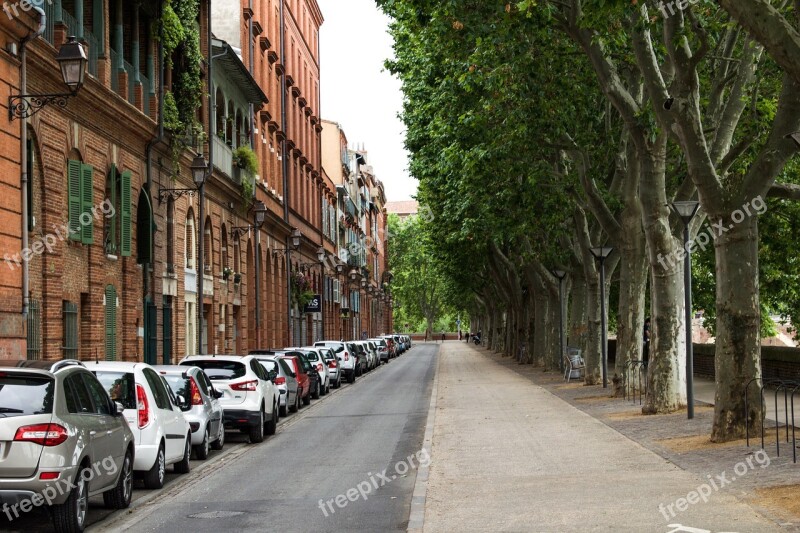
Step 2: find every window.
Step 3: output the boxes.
[82,373,112,415]
[185,301,196,356]
[68,159,95,244]
[93,371,136,409]
[62,301,78,359]
[143,368,171,410]
[64,374,93,414]
[185,212,196,269]
[0,374,53,416]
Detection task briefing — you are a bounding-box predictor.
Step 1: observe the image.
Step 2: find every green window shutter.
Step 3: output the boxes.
[80,163,94,244]
[108,165,117,254]
[104,285,117,361]
[120,171,132,257]
[67,160,82,241]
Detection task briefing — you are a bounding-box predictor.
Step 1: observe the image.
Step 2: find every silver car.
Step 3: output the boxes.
[0,359,135,532]
[155,365,225,460]
[318,346,342,388]
[252,356,299,416]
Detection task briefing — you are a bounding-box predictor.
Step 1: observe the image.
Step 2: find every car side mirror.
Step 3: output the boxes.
[114,401,125,417]
[213,390,223,399]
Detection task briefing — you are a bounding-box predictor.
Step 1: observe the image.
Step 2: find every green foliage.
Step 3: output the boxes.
[234,146,259,174]
[159,1,184,65]
[162,90,181,132]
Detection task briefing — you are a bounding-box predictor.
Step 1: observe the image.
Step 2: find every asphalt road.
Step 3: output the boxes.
[84,342,438,532]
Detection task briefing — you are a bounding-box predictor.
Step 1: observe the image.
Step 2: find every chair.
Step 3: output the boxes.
[564,348,585,381]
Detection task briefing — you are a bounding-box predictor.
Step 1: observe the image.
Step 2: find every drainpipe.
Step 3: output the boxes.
[248,0,254,149]
[19,8,47,324]
[280,0,292,344]
[145,0,166,363]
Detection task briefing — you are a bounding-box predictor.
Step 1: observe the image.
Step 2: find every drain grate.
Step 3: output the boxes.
[188,510,246,519]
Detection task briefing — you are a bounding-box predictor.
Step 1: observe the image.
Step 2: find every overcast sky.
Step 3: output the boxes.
[317,0,416,201]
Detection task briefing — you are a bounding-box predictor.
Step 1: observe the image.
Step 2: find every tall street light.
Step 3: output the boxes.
[672,200,700,419]
[552,269,567,373]
[589,246,613,388]
[253,201,267,346]
[192,154,209,354]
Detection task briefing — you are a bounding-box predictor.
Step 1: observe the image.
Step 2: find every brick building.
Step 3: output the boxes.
[1,0,393,362]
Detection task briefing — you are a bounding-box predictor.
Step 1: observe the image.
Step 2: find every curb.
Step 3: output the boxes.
[407,344,440,532]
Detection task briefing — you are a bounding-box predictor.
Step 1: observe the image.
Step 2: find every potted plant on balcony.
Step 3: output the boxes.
[222,266,233,280]
[233,146,259,173]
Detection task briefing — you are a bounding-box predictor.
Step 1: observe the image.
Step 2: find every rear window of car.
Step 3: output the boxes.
[93,371,137,410]
[182,360,246,381]
[305,351,320,362]
[0,373,53,416]
[162,375,191,402]
[258,359,278,373]
[280,357,297,373]
[316,342,343,353]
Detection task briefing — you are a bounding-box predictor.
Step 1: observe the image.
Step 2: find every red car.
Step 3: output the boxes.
[278,355,313,406]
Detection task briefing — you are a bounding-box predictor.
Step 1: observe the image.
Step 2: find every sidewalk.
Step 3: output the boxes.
[420,341,797,532]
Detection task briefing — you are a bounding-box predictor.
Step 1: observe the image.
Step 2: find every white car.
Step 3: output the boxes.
[299,347,332,395]
[354,341,377,371]
[179,355,280,444]
[369,338,391,363]
[315,341,357,383]
[92,361,192,489]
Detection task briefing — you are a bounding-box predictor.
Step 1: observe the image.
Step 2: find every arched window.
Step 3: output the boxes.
[233,237,241,274]
[235,109,243,149]
[203,216,213,273]
[215,88,225,139]
[226,101,234,145]
[221,224,229,273]
[166,198,175,273]
[185,209,195,270]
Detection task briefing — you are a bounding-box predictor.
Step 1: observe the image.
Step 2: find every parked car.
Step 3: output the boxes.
[299,347,332,395]
[314,341,357,383]
[179,355,279,444]
[92,361,191,490]
[251,356,299,416]
[0,359,135,531]
[370,338,390,363]
[381,336,397,358]
[275,354,314,405]
[154,365,224,460]
[349,342,368,375]
[292,350,322,399]
[319,346,342,388]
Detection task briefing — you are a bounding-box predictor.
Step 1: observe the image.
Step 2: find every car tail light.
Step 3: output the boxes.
[274,376,286,385]
[14,424,68,446]
[316,363,323,372]
[137,384,150,429]
[39,472,60,480]
[230,380,258,391]
[190,377,203,405]
[327,360,337,368]
[344,351,349,361]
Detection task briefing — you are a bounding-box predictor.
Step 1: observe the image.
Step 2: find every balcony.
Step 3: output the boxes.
[212,135,234,179]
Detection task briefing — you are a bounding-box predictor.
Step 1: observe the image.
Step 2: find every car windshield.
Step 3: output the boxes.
[93,371,137,410]
[182,360,246,381]
[0,373,54,416]
[162,375,192,406]
[278,359,293,376]
[258,359,278,374]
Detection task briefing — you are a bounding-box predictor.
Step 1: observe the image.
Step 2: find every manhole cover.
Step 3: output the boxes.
[188,510,245,519]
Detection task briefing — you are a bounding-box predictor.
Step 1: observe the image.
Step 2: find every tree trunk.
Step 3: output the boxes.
[568,276,588,354]
[545,289,561,370]
[583,274,602,385]
[613,213,648,397]
[712,215,763,441]
[533,290,548,367]
[640,148,687,414]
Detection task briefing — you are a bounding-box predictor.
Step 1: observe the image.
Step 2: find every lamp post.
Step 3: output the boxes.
[589,246,613,388]
[9,36,88,120]
[552,269,567,373]
[316,246,326,341]
[253,201,267,346]
[671,200,700,419]
[286,228,301,345]
[335,259,345,340]
[192,154,209,354]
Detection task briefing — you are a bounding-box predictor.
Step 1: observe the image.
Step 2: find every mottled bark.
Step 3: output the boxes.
[568,276,587,354]
[711,215,763,441]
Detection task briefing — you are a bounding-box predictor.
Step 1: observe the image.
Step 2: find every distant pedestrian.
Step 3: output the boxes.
[458,330,462,341]
[466,331,471,343]
[643,318,651,364]
[441,331,446,342]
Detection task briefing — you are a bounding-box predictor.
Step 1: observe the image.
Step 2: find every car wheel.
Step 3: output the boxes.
[211,422,225,451]
[103,450,133,509]
[194,427,210,460]
[302,389,311,405]
[175,434,192,474]
[143,444,166,489]
[52,465,89,532]
[249,408,265,443]
[312,381,320,399]
[279,399,288,417]
[265,403,278,435]
[290,392,299,412]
